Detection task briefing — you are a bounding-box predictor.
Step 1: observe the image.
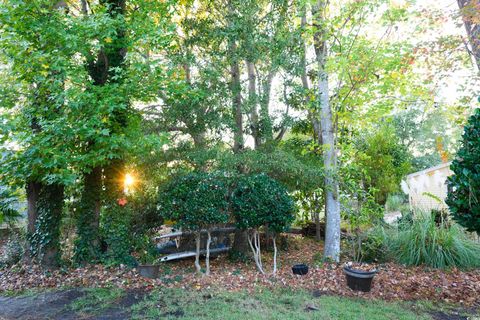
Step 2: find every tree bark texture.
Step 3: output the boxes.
[247,61,261,149]
[458,0,480,71]
[313,0,341,262]
[30,183,65,267]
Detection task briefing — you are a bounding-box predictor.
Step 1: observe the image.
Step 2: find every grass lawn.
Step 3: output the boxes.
[54,287,474,320]
[1,285,478,319]
[129,288,430,320]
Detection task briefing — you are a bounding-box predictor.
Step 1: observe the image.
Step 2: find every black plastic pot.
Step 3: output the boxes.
[343,266,376,292]
[292,264,309,275]
[138,264,160,279]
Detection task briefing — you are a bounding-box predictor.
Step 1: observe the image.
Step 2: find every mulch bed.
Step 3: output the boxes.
[1,236,479,307]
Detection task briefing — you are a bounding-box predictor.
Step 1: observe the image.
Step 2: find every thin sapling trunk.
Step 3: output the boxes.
[247,229,265,274]
[194,231,201,274]
[205,230,211,275]
[272,235,277,275]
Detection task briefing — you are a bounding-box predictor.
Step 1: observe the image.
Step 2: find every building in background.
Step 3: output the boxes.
[402,162,453,212]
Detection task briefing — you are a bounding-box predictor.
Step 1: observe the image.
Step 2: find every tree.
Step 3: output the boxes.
[311,0,341,262]
[72,0,172,263]
[355,125,412,205]
[457,0,480,71]
[158,172,229,275]
[447,108,480,236]
[0,0,74,267]
[231,174,295,275]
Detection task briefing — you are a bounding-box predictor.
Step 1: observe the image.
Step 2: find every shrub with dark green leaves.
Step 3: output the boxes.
[447,108,480,236]
[232,174,295,233]
[158,172,230,231]
[231,174,295,274]
[158,172,229,274]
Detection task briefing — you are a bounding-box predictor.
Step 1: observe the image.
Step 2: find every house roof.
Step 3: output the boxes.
[406,161,452,179]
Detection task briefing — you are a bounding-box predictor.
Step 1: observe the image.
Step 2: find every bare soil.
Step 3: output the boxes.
[0,289,144,320]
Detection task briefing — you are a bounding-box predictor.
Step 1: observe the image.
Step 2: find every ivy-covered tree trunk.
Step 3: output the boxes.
[74,167,102,263]
[30,184,65,267]
[76,0,128,262]
[25,181,41,262]
[26,181,41,235]
[313,0,341,262]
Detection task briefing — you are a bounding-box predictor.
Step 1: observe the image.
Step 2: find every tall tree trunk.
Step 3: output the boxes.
[76,0,128,261]
[228,0,249,255]
[300,5,321,141]
[104,158,126,201]
[457,0,480,71]
[300,4,323,242]
[228,1,243,153]
[314,193,322,242]
[74,167,102,263]
[30,183,65,267]
[260,70,275,145]
[231,54,243,153]
[247,61,261,149]
[26,182,41,235]
[24,181,41,262]
[313,0,341,262]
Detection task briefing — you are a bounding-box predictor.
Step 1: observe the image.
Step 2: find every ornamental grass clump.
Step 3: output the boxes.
[386,212,480,269]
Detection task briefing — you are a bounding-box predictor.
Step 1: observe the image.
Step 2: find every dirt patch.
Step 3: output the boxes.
[429,311,469,320]
[93,289,146,320]
[0,289,84,320]
[0,288,146,320]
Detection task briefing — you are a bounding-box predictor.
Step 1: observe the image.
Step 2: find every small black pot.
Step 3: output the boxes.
[292,264,309,275]
[343,266,376,292]
[138,264,160,279]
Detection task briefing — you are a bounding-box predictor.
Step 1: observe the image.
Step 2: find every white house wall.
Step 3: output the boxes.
[404,162,453,212]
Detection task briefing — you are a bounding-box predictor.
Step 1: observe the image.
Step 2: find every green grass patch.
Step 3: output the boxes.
[130,288,431,320]
[69,287,124,316]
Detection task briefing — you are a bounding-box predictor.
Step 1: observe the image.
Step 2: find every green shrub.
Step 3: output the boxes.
[447,108,480,235]
[231,174,295,274]
[386,213,480,269]
[385,194,407,212]
[359,227,389,263]
[232,174,295,234]
[158,171,230,274]
[158,172,230,231]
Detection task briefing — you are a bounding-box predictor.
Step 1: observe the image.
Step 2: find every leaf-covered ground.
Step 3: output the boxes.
[1,236,479,307]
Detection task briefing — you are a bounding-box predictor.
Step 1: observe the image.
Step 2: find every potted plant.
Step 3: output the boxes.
[137,250,159,279]
[342,190,382,292]
[136,236,160,279]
